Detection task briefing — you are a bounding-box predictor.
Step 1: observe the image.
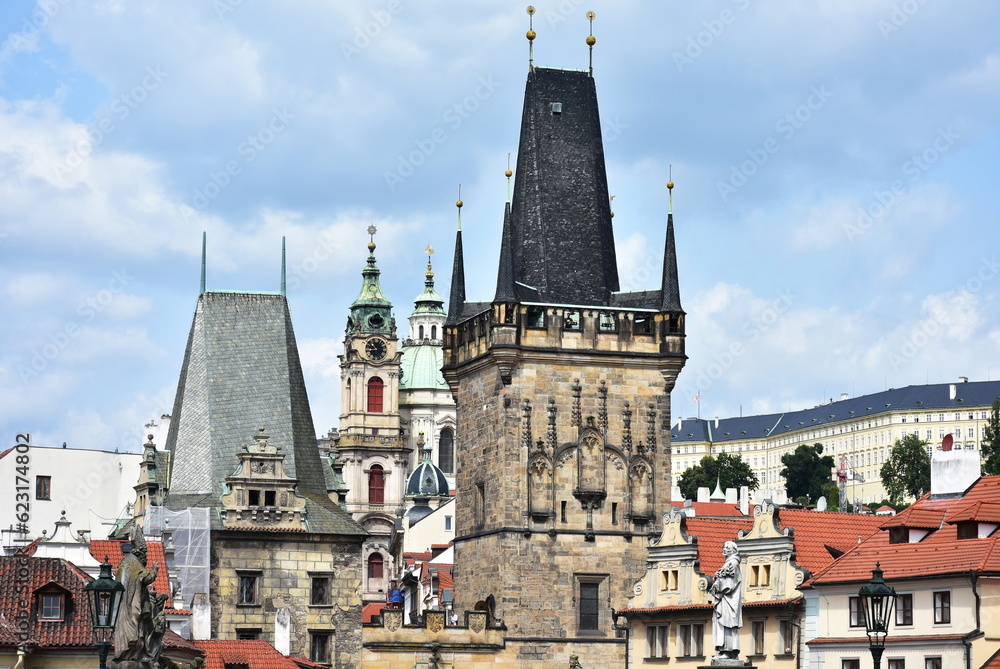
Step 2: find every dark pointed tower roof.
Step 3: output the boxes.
[494,202,517,302]
[499,67,619,306]
[660,185,683,312]
[446,205,466,323]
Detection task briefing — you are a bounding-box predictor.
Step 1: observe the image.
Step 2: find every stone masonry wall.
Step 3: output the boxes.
[211,533,363,669]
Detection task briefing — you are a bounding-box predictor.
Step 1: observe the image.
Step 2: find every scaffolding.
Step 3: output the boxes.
[145,506,211,612]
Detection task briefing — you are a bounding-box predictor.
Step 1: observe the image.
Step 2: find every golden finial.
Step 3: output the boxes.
[367,224,377,253]
[456,185,463,232]
[527,6,536,69]
[586,11,596,75]
[667,165,674,214]
[609,194,615,219]
[505,153,513,203]
[425,243,434,278]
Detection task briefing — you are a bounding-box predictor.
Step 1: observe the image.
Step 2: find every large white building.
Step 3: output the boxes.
[670,378,1000,504]
[0,441,140,553]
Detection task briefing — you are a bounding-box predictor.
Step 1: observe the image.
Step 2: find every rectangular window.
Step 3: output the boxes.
[888,660,905,669]
[751,620,765,655]
[925,658,941,669]
[235,629,261,640]
[645,624,669,659]
[599,312,617,332]
[309,632,331,664]
[248,489,261,506]
[39,594,63,620]
[311,575,331,606]
[526,306,546,328]
[678,622,704,657]
[633,315,652,334]
[662,569,679,591]
[895,593,913,626]
[264,490,276,506]
[444,515,452,531]
[842,661,860,669]
[36,475,51,500]
[237,573,259,605]
[933,591,951,624]
[563,309,581,331]
[579,582,600,631]
[778,619,794,655]
[848,596,865,628]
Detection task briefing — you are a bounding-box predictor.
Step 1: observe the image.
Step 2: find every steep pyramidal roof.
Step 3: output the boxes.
[164,292,327,496]
[500,67,619,306]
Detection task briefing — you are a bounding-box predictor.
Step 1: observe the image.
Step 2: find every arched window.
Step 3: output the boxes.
[368,465,385,504]
[431,325,437,339]
[367,377,384,413]
[419,325,425,340]
[367,553,384,579]
[438,428,454,474]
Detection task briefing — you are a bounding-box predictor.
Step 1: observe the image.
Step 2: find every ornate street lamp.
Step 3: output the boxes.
[858,563,896,669]
[83,561,125,669]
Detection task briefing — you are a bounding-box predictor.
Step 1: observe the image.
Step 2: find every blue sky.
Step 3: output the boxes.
[1,1,998,452]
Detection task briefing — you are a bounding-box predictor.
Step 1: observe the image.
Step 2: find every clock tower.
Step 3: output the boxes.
[338,226,410,602]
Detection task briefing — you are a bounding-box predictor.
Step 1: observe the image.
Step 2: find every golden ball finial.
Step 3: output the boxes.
[526,5,536,15]
[368,242,376,252]
[667,181,674,190]
[586,11,596,20]
[609,211,615,218]
[526,29,536,41]
[586,35,596,46]
[505,169,512,178]
[456,199,463,208]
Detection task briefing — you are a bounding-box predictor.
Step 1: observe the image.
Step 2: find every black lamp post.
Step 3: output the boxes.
[83,561,125,669]
[858,562,896,669]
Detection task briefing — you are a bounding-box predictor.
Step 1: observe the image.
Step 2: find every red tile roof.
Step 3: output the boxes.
[362,602,387,623]
[808,475,1000,586]
[807,634,967,645]
[288,655,329,669]
[684,517,754,574]
[90,539,172,603]
[946,501,1000,524]
[0,556,96,648]
[982,647,1000,669]
[194,639,300,669]
[774,508,883,575]
[880,506,946,529]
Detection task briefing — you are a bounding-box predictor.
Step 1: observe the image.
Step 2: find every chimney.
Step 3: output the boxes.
[678,417,683,429]
[697,487,710,503]
[931,448,980,497]
[949,384,957,400]
[714,416,720,429]
[840,393,849,401]
[959,376,969,383]
[739,486,749,516]
[191,593,211,640]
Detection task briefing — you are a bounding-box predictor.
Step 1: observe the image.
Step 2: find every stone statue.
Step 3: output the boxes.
[111,525,163,669]
[709,541,743,663]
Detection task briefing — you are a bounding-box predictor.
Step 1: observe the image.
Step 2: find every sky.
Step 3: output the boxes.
[1,1,998,453]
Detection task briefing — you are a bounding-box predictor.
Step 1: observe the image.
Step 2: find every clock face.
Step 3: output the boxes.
[365,338,388,361]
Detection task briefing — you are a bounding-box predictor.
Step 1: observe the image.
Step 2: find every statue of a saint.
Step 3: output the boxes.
[111,526,162,669]
[709,541,742,663]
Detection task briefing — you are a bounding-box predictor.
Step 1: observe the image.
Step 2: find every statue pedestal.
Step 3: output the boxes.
[698,661,755,668]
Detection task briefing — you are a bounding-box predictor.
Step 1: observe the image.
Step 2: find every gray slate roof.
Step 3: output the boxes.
[502,67,619,306]
[671,380,1000,444]
[161,291,363,536]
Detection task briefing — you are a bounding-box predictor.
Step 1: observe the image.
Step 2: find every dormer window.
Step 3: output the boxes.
[40,593,64,620]
[957,522,977,540]
[888,527,907,544]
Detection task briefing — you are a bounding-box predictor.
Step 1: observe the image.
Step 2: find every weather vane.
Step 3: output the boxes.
[367,224,377,241]
[425,244,434,258]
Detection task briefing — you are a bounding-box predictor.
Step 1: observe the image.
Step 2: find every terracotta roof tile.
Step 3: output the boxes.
[194,639,300,669]
[0,556,96,648]
[685,517,754,574]
[809,476,1000,585]
[774,508,883,575]
[982,647,1000,669]
[946,501,1000,524]
[90,539,172,602]
[362,602,387,623]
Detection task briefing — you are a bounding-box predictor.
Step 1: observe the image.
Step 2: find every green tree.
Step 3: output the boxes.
[677,452,759,501]
[780,443,835,502]
[981,398,1000,475]
[880,433,931,503]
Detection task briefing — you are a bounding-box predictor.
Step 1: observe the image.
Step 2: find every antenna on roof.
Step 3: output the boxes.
[586,11,596,77]
[280,236,286,296]
[456,184,463,231]
[526,6,536,71]
[200,231,207,294]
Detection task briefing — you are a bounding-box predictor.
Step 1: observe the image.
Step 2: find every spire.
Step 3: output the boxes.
[200,231,206,294]
[494,200,517,303]
[526,6,536,71]
[280,236,286,296]
[586,11,596,77]
[502,66,619,306]
[412,243,445,317]
[446,195,466,323]
[348,225,393,334]
[660,177,683,312]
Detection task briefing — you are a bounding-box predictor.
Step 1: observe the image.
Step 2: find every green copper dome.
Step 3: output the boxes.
[347,231,393,335]
[399,344,448,391]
